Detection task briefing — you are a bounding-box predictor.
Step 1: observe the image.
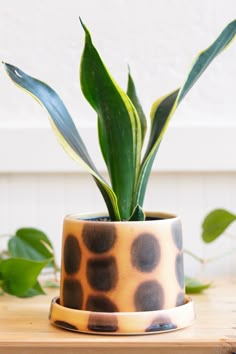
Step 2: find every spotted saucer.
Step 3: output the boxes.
[49,295,195,335]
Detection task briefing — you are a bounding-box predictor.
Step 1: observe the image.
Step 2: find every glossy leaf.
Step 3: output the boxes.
[0,258,49,297]
[3,63,120,221]
[21,281,45,298]
[185,276,212,294]
[80,19,142,220]
[145,90,179,162]
[8,228,53,261]
[133,91,178,208]
[127,68,147,144]
[202,209,236,243]
[129,205,145,221]
[134,19,236,207]
[97,116,109,166]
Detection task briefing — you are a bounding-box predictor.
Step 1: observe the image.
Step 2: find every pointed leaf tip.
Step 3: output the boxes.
[3,62,14,73]
[79,18,91,39]
[79,16,85,28]
[3,62,121,221]
[80,27,141,219]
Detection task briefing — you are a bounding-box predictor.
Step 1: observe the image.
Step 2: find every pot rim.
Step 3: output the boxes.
[64,211,179,224]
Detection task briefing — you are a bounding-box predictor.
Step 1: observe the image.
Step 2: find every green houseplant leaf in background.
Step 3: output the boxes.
[202,209,236,243]
[201,208,236,270]
[185,276,211,294]
[3,19,236,221]
[0,258,48,297]
[185,208,236,294]
[8,228,54,261]
[0,228,57,297]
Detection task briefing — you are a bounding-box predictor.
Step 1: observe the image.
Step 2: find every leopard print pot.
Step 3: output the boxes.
[49,212,195,334]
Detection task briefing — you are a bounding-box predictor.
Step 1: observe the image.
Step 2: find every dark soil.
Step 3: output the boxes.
[78,216,165,222]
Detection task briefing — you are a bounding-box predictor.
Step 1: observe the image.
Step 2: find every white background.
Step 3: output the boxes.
[0,0,236,280]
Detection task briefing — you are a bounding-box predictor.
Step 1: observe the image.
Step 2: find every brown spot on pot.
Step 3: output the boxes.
[176,292,185,306]
[175,253,185,288]
[82,223,116,253]
[171,220,183,250]
[54,320,78,331]
[86,256,118,291]
[88,313,118,332]
[63,279,83,309]
[86,295,118,312]
[134,280,164,311]
[131,233,160,272]
[64,234,81,274]
[145,316,177,332]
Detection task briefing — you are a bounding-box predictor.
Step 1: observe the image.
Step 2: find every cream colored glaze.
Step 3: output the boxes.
[60,212,184,313]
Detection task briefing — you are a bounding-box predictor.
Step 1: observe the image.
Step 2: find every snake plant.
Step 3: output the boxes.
[3,19,236,221]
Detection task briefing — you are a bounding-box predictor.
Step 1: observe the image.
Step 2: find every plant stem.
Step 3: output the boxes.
[184,249,206,264]
[184,247,236,265]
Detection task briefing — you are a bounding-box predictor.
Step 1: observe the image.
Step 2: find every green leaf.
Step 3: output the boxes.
[8,228,53,261]
[98,116,109,166]
[127,68,147,145]
[133,90,178,207]
[185,276,212,294]
[129,205,145,221]
[3,63,120,221]
[134,19,236,207]
[21,281,45,298]
[80,19,142,220]
[0,258,49,297]
[202,209,236,243]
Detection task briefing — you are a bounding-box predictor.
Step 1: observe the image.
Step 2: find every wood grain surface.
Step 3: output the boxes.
[0,279,235,354]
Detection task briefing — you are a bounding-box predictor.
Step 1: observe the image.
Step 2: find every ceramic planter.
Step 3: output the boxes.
[49,212,195,334]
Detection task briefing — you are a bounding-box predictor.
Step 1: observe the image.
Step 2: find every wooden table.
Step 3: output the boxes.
[0,279,235,354]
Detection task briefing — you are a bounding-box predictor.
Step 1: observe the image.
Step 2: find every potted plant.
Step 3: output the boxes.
[3,19,236,334]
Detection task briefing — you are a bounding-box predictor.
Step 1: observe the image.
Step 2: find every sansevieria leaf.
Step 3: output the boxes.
[80,19,142,220]
[127,68,147,145]
[133,19,236,208]
[129,204,145,221]
[3,19,236,222]
[3,63,120,221]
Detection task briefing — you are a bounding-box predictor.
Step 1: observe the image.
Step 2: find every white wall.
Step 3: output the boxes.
[0,0,236,279]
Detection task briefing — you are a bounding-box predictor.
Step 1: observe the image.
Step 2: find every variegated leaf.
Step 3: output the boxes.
[80,19,142,220]
[133,19,236,208]
[127,68,147,145]
[3,63,120,221]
